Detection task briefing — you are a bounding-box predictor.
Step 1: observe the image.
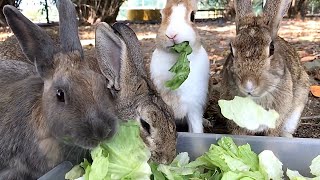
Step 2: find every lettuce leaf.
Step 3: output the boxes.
[221,171,263,180]
[165,41,192,90]
[310,155,320,177]
[258,150,284,180]
[194,137,259,173]
[154,152,202,180]
[287,155,320,180]
[287,169,308,180]
[65,165,84,180]
[218,96,279,131]
[66,121,152,180]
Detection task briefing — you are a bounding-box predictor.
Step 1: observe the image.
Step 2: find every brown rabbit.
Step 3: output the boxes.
[0,0,118,179]
[94,22,177,164]
[221,0,309,137]
[0,13,177,165]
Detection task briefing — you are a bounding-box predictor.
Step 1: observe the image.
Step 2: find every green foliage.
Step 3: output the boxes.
[199,0,229,10]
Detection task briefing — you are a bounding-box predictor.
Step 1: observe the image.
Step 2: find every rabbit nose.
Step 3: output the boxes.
[166,33,177,40]
[244,80,255,93]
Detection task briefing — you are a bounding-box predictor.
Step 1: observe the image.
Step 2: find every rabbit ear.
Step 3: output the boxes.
[95,22,125,91]
[56,0,83,58]
[112,23,148,77]
[263,0,291,38]
[234,0,252,31]
[3,5,56,79]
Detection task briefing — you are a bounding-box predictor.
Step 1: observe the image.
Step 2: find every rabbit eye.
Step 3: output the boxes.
[56,89,65,102]
[190,11,195,22]
[269,41,274,56]
[140,118,151,135]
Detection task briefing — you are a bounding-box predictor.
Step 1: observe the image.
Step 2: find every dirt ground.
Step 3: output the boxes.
[0,18,319,138]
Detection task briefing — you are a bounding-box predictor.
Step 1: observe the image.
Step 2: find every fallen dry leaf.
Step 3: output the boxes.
[301,55,317,62]
[310,85,320,97]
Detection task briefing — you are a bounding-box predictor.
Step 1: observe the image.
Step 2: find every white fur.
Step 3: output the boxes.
[151,47,210,133]
[282,105,304,135]
[245,80,254,93]
[164,4,197,47]
[151,3,210,133]
[151,4,210,133]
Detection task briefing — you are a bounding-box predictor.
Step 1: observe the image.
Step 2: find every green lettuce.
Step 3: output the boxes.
[66,121,151,180]
[194,137,259,173]
[218,96,279,131]
[310,155,320,177]
[190,137,264,180]
[65,165,84,180]
[287,169,309,180]
[153,152,202,180]
[165,41,192,90]
[287,155,320,180]
[258,150,284,180]
[65,125,319,180]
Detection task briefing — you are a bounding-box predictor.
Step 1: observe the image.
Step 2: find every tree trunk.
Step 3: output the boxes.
[288,0,307,19]
[74,0,125,25]
[44,0,50,24]
[298,0,307,20]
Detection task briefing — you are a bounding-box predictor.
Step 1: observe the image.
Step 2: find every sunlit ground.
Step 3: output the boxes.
[0,18,319,137]
[1,18,319,64]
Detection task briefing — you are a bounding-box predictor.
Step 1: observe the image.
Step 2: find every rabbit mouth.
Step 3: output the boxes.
[246,93,260,98]
[238,90,261,98]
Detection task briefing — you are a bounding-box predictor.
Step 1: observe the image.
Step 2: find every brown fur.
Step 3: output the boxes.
[0,1,118,179]
[221,0,309,137]
[95,22,177,164]
[0,18,177,165]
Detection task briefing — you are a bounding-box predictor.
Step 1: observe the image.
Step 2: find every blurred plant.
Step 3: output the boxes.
[199,0,229,10]
[72,0,126,25]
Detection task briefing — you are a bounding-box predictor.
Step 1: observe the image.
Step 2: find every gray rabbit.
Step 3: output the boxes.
[0,0,118,179]
[94,22,177,164]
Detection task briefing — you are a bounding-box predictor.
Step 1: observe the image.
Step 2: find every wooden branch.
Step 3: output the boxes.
[301,115,320,120]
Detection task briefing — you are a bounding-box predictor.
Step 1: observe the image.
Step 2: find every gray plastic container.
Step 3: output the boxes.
[39,132,320,179]
[177,133,320,178]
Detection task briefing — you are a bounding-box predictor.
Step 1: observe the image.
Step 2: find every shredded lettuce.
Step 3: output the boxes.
[165,41,192,90]
[218,96,279,131]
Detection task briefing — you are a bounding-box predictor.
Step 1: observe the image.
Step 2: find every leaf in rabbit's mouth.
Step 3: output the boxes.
[165,41,192,90]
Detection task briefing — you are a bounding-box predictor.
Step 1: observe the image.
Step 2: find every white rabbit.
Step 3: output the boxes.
[150,0,210,133]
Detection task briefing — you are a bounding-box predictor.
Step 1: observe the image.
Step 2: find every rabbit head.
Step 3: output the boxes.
[227,0,292,98]
[3,0,118,149]
[95,22,177,164]
[156,0,201,51]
